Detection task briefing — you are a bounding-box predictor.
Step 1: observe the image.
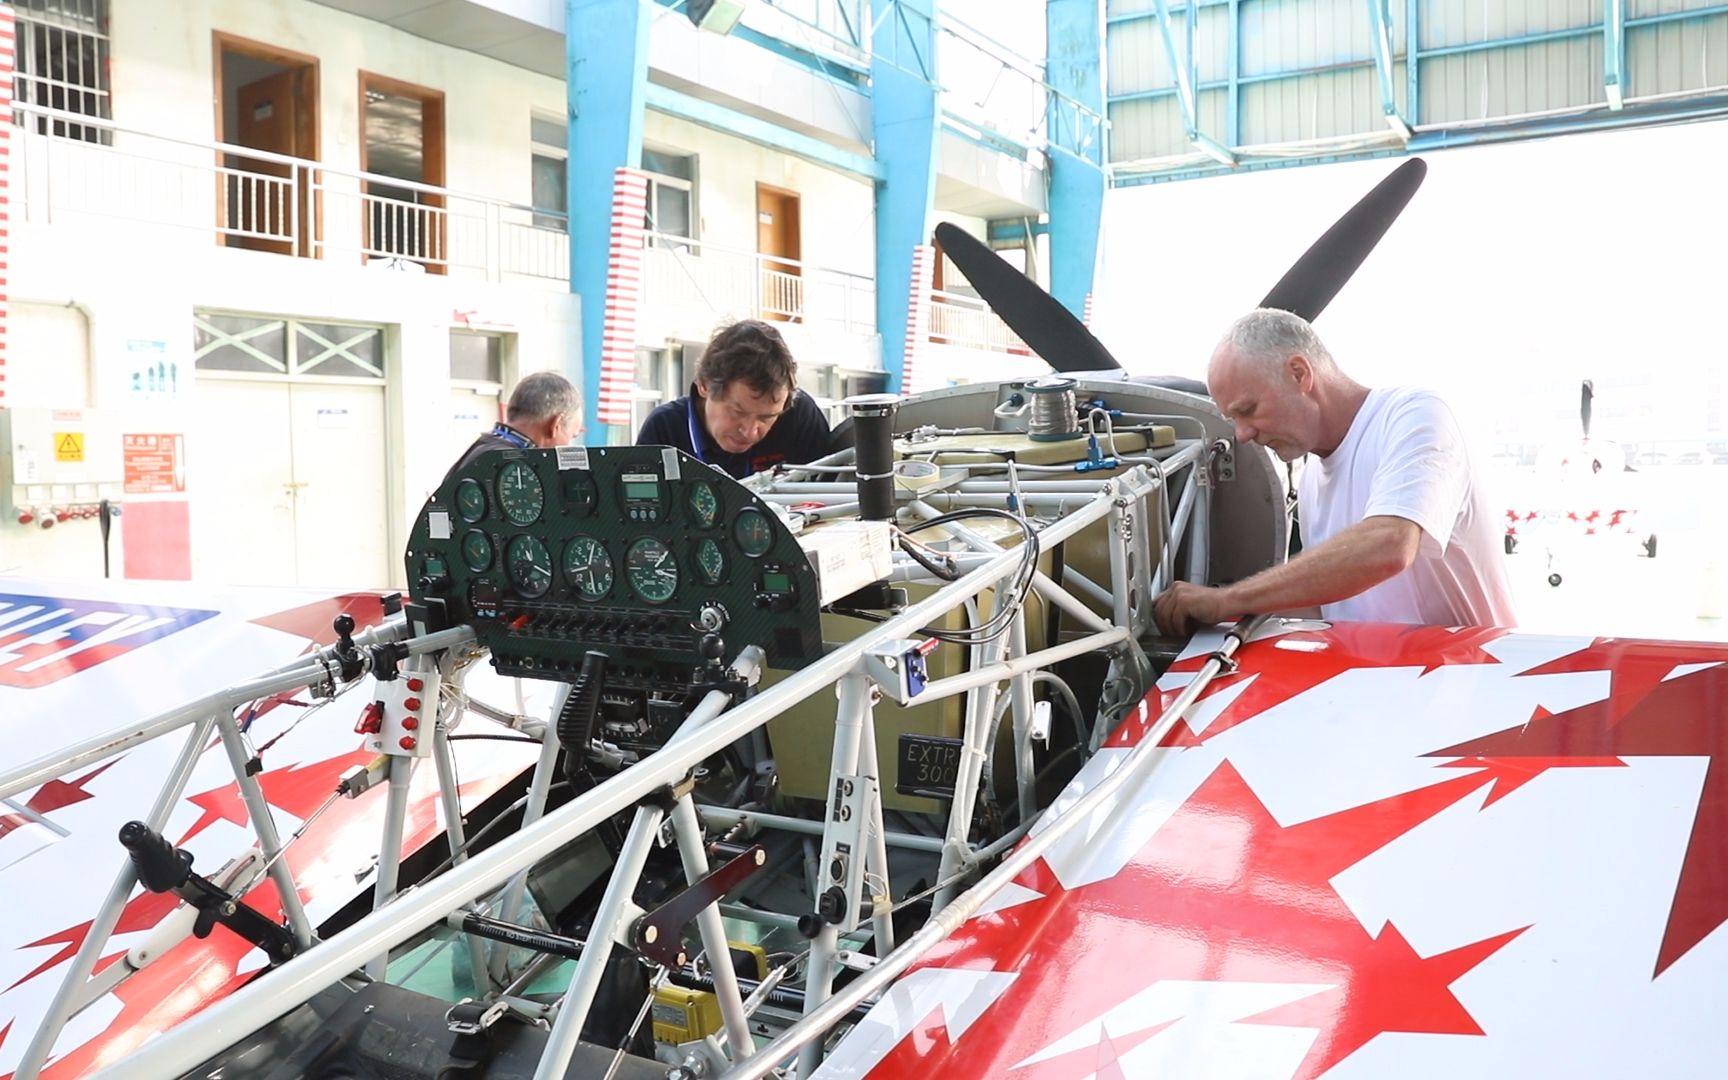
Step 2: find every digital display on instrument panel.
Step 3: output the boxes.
[620,472,664,523]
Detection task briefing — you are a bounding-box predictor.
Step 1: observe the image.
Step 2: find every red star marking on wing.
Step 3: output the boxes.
[0,760,120,838]
[176,749,373,845]
[886,762,1522,1080]
[1142,625,1507,749]
[1432,649,1728,977]
[1438,750,1627,807]
[1516,638,1728,727]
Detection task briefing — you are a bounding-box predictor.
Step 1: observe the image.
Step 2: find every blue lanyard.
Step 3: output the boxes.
[688,400,752,477]
[492,423,531,450]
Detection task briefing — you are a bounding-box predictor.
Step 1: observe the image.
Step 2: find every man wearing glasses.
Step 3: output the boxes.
[636,319,831,479]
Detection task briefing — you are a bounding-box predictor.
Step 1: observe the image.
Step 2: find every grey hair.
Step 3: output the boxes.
[506,370,581,426]
[1216,308,1336,376]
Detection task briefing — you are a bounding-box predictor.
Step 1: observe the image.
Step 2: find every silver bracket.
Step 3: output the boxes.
[1214,439,1236,483]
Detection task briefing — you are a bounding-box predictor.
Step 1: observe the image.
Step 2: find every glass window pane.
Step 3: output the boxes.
[295,322,383,379]
[530,114,566,150]
[452,333,504,382]
[641,148,693,180]
[635,348,663,391]
[194,313,286,374]
[653,184,691,238]
[532,153,566,230]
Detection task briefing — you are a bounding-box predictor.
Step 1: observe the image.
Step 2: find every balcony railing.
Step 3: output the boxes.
[639,231,876,339]
[10,101,568,282]
[928,288,1031,355]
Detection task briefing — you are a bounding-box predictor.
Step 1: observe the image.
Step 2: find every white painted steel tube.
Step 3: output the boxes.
[716,616,1269,1080]
[95,497,1116,1080]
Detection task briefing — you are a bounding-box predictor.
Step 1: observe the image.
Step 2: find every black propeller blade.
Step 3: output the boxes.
[933,222,1123,372]
[1257,158,1427,321]
[1581,379,1594,439]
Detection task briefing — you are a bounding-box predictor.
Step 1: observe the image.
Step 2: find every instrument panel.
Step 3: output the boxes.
[406,446,824,683]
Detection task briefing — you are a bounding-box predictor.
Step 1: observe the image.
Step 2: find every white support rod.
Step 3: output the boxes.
[531,805,665,1080]
[696,807,948,854]
[907,628,1130,708]
[96,498,1116,1080]
[718,616,1271,1080]
[1030,571,1115,634]
[670,794,755,1060]
[431,722,493,988]
[494,682,569,985]
[13,714,221,1080]
[799,672,874,1078]
[212,711,316,949]
[364,755,417,981]
[0,617,459,803]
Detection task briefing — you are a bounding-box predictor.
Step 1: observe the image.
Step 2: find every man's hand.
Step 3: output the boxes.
[1152,581,1236,637]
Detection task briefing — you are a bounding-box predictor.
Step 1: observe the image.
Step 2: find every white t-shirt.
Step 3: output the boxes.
[1297,387,1517,627]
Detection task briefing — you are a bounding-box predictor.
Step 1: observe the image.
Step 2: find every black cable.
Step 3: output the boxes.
[421,779,572,880]
[448,733,542,745]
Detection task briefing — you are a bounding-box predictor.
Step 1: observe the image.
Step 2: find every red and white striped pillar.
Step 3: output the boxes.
[0,4,14,407]
[595,167,648,429]
[899,243,936,395]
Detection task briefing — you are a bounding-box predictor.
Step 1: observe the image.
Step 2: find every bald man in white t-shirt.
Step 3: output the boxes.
[1152,308,1516,635]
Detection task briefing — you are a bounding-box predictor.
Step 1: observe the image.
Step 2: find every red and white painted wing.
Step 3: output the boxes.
[826,622,1728,1079]
[0,579,546,1078]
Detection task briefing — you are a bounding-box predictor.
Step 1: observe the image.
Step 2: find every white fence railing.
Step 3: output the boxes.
[928,288,1030,355]
[10,101,568,282]
[639,231,877,338]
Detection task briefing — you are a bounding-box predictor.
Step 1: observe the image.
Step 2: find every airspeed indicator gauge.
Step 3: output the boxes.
[498,462,544,526]
[454,479,487,523]
[626,537,679,604]
[506,535,553,598]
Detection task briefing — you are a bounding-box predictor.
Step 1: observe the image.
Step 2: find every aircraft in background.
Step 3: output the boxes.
[1502,380,1656,587]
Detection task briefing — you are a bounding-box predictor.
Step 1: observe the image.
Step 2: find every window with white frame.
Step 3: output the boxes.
[530,112,567,232]
[632,346,683,434]
[193,312,385,382]
[641,147,697,247]
[12,0,111,144]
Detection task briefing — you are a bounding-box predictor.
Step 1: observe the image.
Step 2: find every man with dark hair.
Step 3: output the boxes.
[444,370,580,484]
[636,319,831,478]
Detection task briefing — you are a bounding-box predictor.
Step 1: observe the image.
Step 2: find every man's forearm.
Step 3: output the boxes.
[1219,517,1415,616]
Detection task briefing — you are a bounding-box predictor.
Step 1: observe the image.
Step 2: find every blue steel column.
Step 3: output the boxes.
[871,0,939,394]
[1046,0,1107,320]
[568,0,649,442]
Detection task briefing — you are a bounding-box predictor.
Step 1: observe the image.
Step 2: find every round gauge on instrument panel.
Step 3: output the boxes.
[563,535,613,601]
[625,536,679,604]
[505,535,553,598]
[695,537,725,586]
[454,478,488,523]
[460,529,494,573]
[733,507,774,558]
[687,480,720,529]
[497,461,545,526]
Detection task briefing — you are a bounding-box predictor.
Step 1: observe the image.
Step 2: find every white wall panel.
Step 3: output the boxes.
[1109,97,1193,161]
[1419,0,1600,50]
[1419,38,1606,124]
[1240,0,1374,77]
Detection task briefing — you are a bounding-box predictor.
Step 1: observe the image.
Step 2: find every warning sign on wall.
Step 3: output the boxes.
[123,433,186,494]
[54,432,86,462]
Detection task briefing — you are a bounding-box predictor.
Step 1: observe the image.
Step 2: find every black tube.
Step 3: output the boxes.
[847,393,899,521]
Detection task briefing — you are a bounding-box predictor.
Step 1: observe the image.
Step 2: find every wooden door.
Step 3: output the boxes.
[230,68,300,255]
[756,184,802,321]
